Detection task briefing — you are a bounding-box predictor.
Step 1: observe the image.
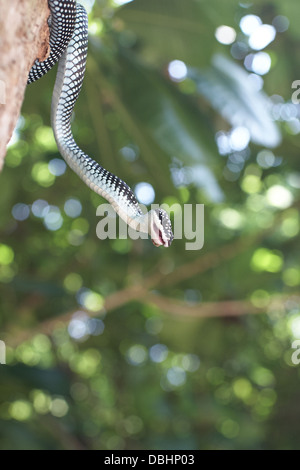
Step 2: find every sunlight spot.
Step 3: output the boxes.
[64,273,83,293]
[280,103,298,121]
[149,344,168,363]
[135,182,155,205]
[219,208,244,230]
[215,25,236,45]
[220,419,240,439]
[247,73,264,91]
[68,314,89,340]
[251,248,283,273]
[233,378,252,400]
[89,19,103,36]
[272,16,289,33]
[50,398,69,418]
[287,173,300,189]
[240,14,262,35]
[12,203,30,221]
[34,126,57,151]
[257,150,276,169]
[287,119,300,135]
[168,60,188,82]
[167,367,186,387]
[49,159,67,176]
[32,391,51,415]
[145,317,163,335]
[283,268,300,287]
[281,215,299,238]
[44,206,63,231]
[0,244,14,265]
[251,52,271,75]
[249,24,276,50]
[31,200,49,218]
[120,145,138,162]
[230,127,250,151]
[32,162,55,187]
[216,132,231,155]
[77,288,104,312]
[10,401,32,421]
[181,354,200,372]
[127,345,147,366]
[289,316,300,339]
[88,318,105,336]
[231,41,249,60]
[241,175,262,194]
[64,199,82,218]
[250,290,270,308]
[266,185,294,209]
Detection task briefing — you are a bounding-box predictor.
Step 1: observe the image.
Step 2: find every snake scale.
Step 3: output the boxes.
[28,0,174,247]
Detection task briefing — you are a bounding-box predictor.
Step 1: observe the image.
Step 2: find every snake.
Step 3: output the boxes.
[27,0,174,248]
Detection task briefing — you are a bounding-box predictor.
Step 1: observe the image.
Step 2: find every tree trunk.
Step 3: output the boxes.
[0,0,50,169]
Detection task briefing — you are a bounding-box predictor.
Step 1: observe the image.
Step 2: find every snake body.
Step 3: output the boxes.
[28,0,174,247]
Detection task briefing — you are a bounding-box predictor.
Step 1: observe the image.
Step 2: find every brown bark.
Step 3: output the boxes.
[0,0,50,169]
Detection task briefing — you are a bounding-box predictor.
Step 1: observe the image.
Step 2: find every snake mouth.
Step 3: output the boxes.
[152,230,165,247]
[152,230,173,248]
[150,212,174,248]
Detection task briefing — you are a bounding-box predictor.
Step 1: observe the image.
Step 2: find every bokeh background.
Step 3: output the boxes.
[0,0,300,450]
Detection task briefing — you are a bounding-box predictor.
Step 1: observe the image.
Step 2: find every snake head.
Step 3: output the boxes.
[149,209,174,248]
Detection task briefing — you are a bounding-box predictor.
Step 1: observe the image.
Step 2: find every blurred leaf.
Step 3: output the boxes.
[117,0,213,66]
[190,54,282,148]
[116,0,239,67]
[119,52,224,201]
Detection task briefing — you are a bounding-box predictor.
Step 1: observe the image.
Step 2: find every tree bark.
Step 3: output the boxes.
[0,0,50,169]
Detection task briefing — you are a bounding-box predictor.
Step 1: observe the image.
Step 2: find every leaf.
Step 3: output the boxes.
[119,52,224,202]
[190,54,282,148]
[116,0,239,67]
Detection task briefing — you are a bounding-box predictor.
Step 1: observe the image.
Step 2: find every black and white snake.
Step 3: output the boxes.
[28,0,174,248]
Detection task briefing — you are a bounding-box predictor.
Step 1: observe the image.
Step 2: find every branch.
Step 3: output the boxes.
[9,290,300,347]
[6,201,300,345]
[7,199,300,345]
[0,0,50,168]
[8,284,148,347]
[144,293,260,318]
[144,293,300,318]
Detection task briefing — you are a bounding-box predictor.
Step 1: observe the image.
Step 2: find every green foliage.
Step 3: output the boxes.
[0,0,300,450]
